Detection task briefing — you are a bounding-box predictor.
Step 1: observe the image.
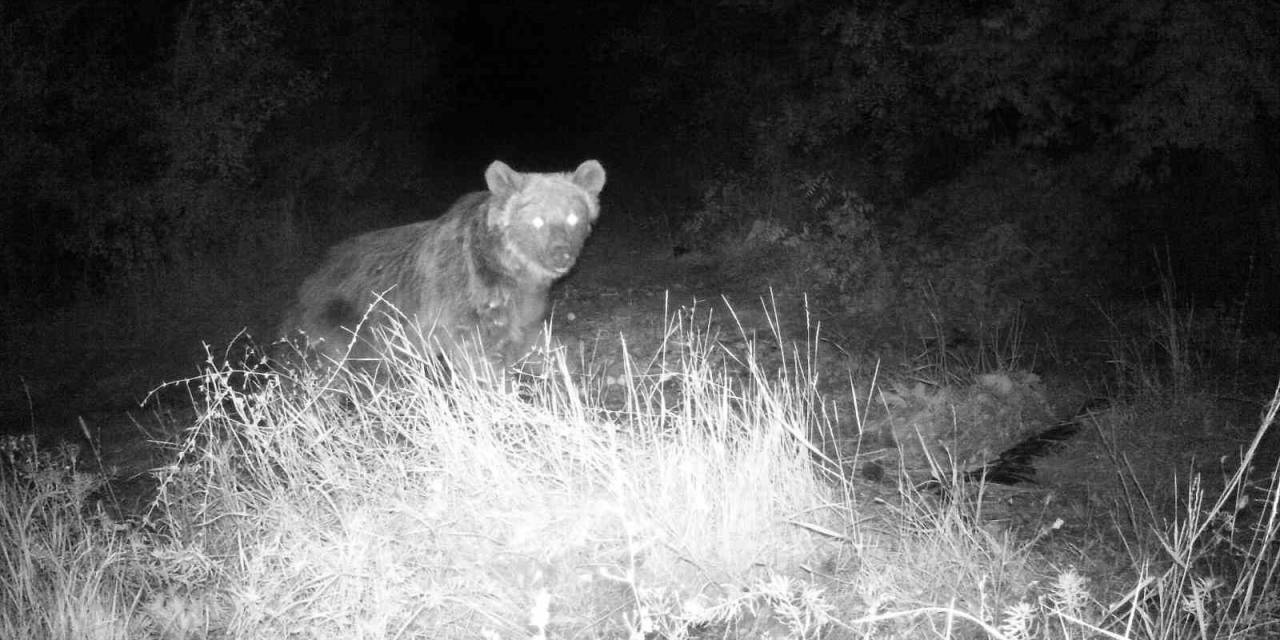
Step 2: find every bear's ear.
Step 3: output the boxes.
[572,160,606,196]
[485,160,524,194]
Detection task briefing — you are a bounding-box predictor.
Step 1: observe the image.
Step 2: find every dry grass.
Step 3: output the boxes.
[1,300,1277,639]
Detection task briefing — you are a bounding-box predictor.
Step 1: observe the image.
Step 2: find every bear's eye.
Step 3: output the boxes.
[529,216,545,229]
[566,213,579,227]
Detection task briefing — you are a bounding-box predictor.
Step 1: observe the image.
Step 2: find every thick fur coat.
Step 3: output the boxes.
[280,159,606,370]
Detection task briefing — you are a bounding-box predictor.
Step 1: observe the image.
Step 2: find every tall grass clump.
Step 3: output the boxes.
[147,305,847,639]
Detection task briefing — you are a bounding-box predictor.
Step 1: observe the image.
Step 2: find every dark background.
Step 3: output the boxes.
[1,0,1277,341]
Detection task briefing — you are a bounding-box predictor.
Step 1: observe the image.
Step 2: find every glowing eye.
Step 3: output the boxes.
[530,217,545,229]
[566,213,579,227]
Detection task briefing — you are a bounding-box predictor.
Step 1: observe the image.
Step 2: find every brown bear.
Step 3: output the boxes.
[280,159,605,375]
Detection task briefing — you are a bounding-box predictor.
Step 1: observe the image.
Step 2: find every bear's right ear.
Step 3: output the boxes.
[485,160,524,194]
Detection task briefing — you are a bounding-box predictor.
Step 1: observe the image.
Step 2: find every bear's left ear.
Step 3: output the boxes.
[485,160,524,195]
[572,160,606,196]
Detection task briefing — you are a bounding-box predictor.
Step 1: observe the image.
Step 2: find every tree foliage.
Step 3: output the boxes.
[0,0,156,303]
[0,0,449,310]
[931,0,1278,187]
[609,0,1278,192]
[606,0,1278,317]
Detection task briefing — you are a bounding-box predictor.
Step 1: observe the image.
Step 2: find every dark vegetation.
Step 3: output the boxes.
[3,0,1277,333]
[4,0,1277,505]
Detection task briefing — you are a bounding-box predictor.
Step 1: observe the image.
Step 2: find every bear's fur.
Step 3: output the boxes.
[280,159,605,372]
